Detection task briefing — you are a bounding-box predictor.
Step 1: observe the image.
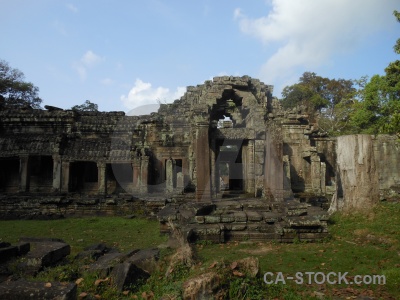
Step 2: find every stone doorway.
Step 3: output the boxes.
[29,156,53,193]
[69,161,98,194]
[107,163,134,194]
[216,140,244,193]
[0,158,20,193]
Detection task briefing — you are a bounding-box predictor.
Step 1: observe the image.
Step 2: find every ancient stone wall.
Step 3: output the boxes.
[2,76,398,219]
[373,135,400,200]
[330,135,379,213]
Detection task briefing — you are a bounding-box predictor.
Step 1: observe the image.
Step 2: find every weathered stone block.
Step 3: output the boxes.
[230,224,247,231]
[16,242,30,256]
[220,213,235,223]
[204,215,220,224]
[110,262,150,291]
[245,211,263,222]
[0,280,77,300]
[126,248,159,275]
[88,252,125,277]
[0,247,18,263]
[18,238,70,275]
[233,211,247,222]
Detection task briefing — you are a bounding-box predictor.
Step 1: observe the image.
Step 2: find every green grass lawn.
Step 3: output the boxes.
[0,202,399,299]
[0,216,167,255]
[196,202,400,299]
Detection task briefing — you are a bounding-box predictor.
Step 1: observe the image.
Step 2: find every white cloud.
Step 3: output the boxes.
[101,78,114,86]
[73,50,103,81]
[66,3,78,13]
[235,0,398,92]
[81,50,103,67]
[121,79,186,110]
[233,8,242,20]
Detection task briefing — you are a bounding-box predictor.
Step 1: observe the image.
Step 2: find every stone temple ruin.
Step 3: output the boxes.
[0,76,399,243]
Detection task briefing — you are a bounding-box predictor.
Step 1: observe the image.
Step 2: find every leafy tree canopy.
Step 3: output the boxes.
[280,72,355,113]
[349,11,400,135]
[0,59,42,109]
[393,10,400,54]
[71,100,99,112]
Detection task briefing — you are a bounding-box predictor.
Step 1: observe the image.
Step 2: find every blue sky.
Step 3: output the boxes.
[1,0,399,112]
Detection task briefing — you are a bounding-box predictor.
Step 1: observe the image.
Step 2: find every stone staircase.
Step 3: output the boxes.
[157,197,329,243]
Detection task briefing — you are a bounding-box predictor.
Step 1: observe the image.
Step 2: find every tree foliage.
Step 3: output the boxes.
[0,59,42,109]
[281,72,355,114]
[280,10,400,137]
[280,72,356,135]
[393,10,400,54]
[71,100,99,112]
[348,11,400,136]
[350,61,400,135]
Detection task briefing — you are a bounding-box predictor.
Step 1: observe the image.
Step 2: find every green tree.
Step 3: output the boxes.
[350,63,400,135]
[281,72,355,113]
[0,59,42,109]
[281,72,356,135]
[349,10,400,135]
[393,10,400,54]
[71,100,99,112]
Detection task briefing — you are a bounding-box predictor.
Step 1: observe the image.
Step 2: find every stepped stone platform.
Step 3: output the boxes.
[157,197,329,243]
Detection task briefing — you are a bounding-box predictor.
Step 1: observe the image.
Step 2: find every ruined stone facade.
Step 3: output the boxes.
[0,76,399,241]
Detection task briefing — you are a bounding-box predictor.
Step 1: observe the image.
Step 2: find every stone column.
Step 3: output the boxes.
[311,153,321,194]
[61,161,70,193]
[132,158,140,188]
[210,139,217,196]
[52,155,62,192]
[264,132,284,201]
[19,155,30,192]
[166,158,174,193]
[97,162,106,195]
[139,156,149,194]
[177,172,184,191]
[320,162,326,195]
[195,122,211,202]
[247,139,255,195]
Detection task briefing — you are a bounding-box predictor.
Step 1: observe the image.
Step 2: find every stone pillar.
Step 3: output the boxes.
[139,156,149,194]
[195,122,211,202]
[52,155,62,192]
[61,161,70,193]
[264,132,284,201]
[132,158,140,188]
[210,139,217,196]
[166,158,174,193]
[247,139,255,195]
[177,172,184,191]
[311,153,321,194]
[97,162,106,195]
[19,155,30,192]
[320,162,326,195]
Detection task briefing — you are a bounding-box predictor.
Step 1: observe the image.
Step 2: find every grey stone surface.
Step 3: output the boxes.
[126,248,159,274]
[0,280,77,300]
[110,262,150,291]
[17,239,70,275]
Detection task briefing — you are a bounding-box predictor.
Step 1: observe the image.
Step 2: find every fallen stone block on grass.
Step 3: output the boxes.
[126,248,160,274]
[87,252,126,277]
[110,262,150,291]
[17,238,70,275]
[0,279,77,300]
